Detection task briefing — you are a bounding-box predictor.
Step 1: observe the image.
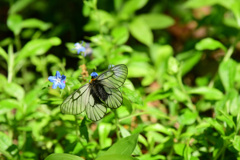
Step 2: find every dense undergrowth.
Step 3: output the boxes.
[1,0,240,159]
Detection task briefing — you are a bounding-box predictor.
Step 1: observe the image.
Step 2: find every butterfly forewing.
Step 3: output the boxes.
[60,84,90,115]
[104,87,123,108]
[97,64,128,88]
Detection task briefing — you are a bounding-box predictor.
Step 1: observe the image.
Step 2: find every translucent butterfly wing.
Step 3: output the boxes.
[60,84,90,115]
[104,86,123,109]
[97,64,128,109]
[60,64,128,121]
[97,64,128,89]
[85,94,107,121]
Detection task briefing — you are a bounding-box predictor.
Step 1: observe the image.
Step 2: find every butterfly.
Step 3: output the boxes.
[60,64,128,121]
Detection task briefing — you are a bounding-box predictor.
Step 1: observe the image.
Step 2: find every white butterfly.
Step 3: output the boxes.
[60,64,128,121]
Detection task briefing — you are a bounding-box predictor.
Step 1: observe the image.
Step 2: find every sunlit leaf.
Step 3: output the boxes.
[4,82,25,101]
[129,17,153,46]
[195,38,226,51]
[140,13,175,29]
[45,153,84,160]
[219,59,237,92]
[100,133,139,156]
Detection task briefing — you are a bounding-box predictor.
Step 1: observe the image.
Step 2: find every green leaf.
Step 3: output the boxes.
[168,57,179,75]
[0,74,7,91]
[206,118,225,135]
[101,133,139,156]
[195,38,226,51]
[139,13,175,29]
[119,0,148,19]
[187,87,223,100]
[144,90,171,103]
[184,0,223,9]
[219,59,237,92]
[233,135,240,151]
[230,0,240,27]
[0,132,12,151]
[80,117,89,142]
[111,26,129,45]
[45,153,84,160]
[0,99,21,114]
[0,47,8,62]
[8,0,33,14]
[122,96,133,113]
[122,87,143,105]
[98,123,112,149]
[176,50,202,76]
[128,62,153,78]
[225,89,240,116]
[150,44,173,66]
[178,109,198,125]
[21,18,52,31]
[15,37,61,63]
[129,17,153,46]
[172,88,188,102]
[217,113,235,129]
[96,154,138,160]
[119,126,141,155]
[7,14,22,35]
[174,143,186,156]
[144,124,173,136]
[3,82,25,101]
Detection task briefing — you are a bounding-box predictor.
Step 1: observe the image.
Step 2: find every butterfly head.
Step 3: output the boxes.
[91,72,98,79]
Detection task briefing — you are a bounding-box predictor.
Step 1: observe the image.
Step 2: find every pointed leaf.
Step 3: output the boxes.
[101,133,139,156]
[219,59,237,92]
[96,154,139,160]
[15,37,61,63]
[45,153,84,160]
[129,17,153,46]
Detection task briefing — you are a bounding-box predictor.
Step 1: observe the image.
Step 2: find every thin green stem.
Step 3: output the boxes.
[15,34,21,51]
[213,141,227,160]
[7,45,14,83]
[74,116,90,159]
[209,32,240,87]
[236,113,240,134]
[113,109,120,140]
[0,148,12,159]
[176,67,201,123]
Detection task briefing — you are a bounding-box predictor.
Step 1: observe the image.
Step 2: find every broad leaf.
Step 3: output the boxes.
[100,133,139,157]
[140,13,175,29]
[219,59,237,92]
[45,153,84,160]
[129,17,153,46]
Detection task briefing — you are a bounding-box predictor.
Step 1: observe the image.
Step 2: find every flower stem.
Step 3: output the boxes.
[113,109,120,140]
[176,66,201,123]
[74,115,90,159]
[7,45,14,83]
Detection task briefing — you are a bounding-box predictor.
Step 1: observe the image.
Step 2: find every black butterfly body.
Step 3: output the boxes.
[60,64,128,121]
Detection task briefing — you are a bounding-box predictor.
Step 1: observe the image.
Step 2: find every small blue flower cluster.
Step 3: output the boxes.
[48,40,114,90]
[73,41,92,57]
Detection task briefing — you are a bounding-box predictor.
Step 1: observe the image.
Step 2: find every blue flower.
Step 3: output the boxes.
[48,71,66,89]
[84,43,93,56]
[73,42,86,55]
[91,72,98,79]
[108,64,115,69]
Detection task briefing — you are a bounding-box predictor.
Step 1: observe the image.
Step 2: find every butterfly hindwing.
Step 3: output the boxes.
[104,87,123,109]
[85,94,107,121]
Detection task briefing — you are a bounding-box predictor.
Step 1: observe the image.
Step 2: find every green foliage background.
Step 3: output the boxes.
[1,0,240,159]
